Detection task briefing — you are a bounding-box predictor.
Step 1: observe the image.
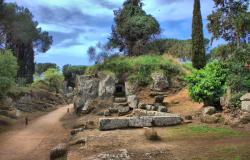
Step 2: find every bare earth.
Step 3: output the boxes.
[0,104,72,160]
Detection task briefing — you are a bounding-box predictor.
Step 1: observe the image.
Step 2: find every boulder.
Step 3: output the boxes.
[104,110,111,117]
[138,102,147,109]
[153,116,182,126]
[158,106,167,112]
[70,138,86,146]
[200,115,220,124]
[118,106,131,116]
[240,112,250,124]
[125,81,138,96]
[155,95,164,104]
[127,95,138,108]
[70,128,85,136]
[98,74,116,97]
[99,117,129,131]
[99,114,182,130]
[82,100,95,114]
[202,106,216,116]
[50,143,68,160]
[241,93,250,112]
[151,72,169,92]
[128,117,153,128]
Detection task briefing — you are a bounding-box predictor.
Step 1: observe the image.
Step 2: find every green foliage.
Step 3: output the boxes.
[35,63,59,75]
[110,0,160,56]
[87,55,183,86]
[209,44,236,61]
[225,45,250,107]
[43,68,64,93]
[33,68,64,93]
[0,50,18,98]
[62,65,87,88]
[186,61,227,106]
[207,0,250,46]
[192,0,206,69]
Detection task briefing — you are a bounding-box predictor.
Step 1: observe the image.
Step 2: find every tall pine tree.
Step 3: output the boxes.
[192,0,206,69]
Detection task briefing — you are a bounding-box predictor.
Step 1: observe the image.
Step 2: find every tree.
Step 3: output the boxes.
[43,68,64,93]
[35,63,59,75]
[109,0,160,56]
[192,0,206,69]
[207,0,250,47]
[0,2,52,83]
[0,50,18,98]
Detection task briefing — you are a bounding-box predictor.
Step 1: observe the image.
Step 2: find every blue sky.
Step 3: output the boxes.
[6,0,223,67]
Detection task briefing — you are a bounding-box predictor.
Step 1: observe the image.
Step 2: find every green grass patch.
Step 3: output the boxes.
[162,124,245,141]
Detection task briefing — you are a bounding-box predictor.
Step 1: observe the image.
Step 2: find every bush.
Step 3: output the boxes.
[0,50,18,98]
[33,68,64,93]
[44,68,64,93]
[186,61,227,106]
[225,45,250,107]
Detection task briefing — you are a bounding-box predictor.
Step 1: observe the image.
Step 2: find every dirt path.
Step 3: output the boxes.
[0,104,73,160]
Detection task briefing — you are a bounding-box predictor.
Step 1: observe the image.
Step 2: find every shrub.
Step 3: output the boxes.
[186,61,227,106]
[44,68,64,93]
[0,50,18,98]
[35,63,59,75]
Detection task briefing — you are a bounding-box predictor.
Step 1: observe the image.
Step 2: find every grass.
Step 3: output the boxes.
[85,55,186,86]
[161,124,246,141]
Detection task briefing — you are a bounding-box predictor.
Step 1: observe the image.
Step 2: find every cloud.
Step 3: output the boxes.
[5,0,219,67]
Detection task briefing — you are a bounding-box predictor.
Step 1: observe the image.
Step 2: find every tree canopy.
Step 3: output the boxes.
[0,2,52,83]
[207,0,250,47]
[109,0,160,56]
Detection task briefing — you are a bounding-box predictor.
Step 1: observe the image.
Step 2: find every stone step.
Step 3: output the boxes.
[99,114,182,131]
[113,102,128,107]
[114,97,127,103]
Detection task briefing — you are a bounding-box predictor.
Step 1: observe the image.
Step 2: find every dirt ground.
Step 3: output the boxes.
[0,104,73,160]
[64,89,250,160]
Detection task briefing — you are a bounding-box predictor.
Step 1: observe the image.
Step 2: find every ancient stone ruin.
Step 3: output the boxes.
[73,72,181,130]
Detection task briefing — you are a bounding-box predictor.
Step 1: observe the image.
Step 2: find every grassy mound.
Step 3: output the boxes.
[86,55,187,86]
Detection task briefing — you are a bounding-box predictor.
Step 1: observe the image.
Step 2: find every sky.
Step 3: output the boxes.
[5,0,223,67]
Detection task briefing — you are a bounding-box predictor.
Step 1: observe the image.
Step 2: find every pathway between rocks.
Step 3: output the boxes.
[0,104,73,160]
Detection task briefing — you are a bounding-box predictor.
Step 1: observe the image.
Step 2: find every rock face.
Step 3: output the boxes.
[98,74,116,97]
[82,100,95,114]
[127,95,138,109]
[151,72,169,92]
[99,113,181,131]
[241,93,250,112]
[74,75,99,113]
[125,81,138,96]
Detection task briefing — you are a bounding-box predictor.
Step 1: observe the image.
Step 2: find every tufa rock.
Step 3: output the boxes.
[202,106,216,116]
[125,81,138,96]
[98,74,116,97]
[127,95,138,109]
[118,106,131,116]
[241,93,250,112]
[151,72,169,92]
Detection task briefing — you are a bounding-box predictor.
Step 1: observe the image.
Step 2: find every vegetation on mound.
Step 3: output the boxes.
[85,55,186,86]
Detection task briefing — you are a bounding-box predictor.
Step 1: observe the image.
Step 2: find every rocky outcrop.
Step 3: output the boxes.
[74,75,99,114]
[240,93,250,112]
[127,95,138,109]
[98,74,116,97]
[50,143,68,160]
[99,113,181,131]
[151,72,169,92]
